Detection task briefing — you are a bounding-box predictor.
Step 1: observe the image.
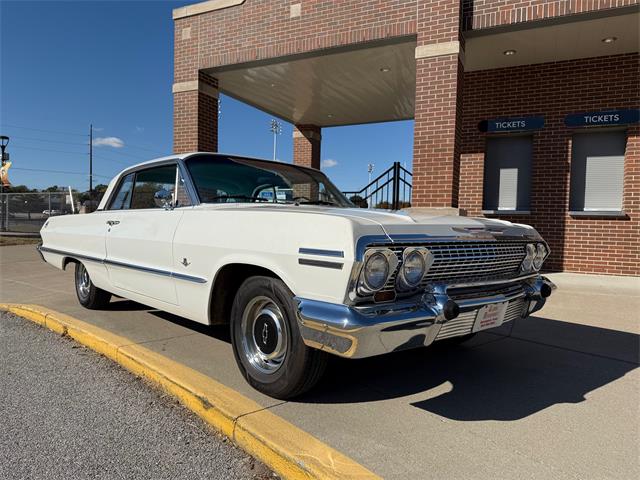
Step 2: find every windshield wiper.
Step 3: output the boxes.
[209,195,269,202]
[298,200,340,206]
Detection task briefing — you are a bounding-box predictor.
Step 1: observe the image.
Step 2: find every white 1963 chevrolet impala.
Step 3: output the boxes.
[39,153,555,399]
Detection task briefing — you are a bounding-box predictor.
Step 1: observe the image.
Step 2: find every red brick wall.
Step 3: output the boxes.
[292,125,321,169]
[463,0,639,29]
[173,0,640,84]
[173,72,218,154]
[413,55,465,207]
[174,0,418,83]
[459,53,640,275]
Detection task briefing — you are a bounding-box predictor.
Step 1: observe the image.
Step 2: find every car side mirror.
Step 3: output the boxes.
[154,188,174,210]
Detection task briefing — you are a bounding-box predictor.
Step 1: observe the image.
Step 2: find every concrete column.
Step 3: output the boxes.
[173,71,219,154]
[293,125,321,169]
[411,0,465,211]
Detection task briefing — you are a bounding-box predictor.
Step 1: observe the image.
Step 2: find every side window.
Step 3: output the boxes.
[130,165,177,210]
[483,136,532,212]
[175,169,193,208]
[570,131,626,212]
[108,173,135,210]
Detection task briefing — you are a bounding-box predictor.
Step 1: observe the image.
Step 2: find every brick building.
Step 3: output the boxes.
[172,0,639,275]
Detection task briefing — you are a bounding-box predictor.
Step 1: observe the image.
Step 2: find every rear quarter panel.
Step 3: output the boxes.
[39,211,111,290]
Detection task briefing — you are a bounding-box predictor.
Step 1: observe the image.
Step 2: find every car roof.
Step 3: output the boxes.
[124,152,321,173]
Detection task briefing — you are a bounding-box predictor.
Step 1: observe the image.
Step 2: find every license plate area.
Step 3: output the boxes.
[472,301,509,332]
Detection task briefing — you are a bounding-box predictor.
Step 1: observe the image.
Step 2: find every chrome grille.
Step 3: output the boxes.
[435,297,527,341]
[435,310,476,340]
[504,298,526,322]
[375,241,528,292]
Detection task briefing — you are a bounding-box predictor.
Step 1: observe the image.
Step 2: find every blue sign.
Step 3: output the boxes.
[479,116,545,133]
[565,109,640,128]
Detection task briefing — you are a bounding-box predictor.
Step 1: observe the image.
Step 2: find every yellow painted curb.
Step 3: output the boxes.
[0,303,379,480]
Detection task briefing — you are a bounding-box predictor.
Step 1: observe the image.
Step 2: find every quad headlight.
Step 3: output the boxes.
[521,243,536,272]
[360,249,398,292]
[521,242,549,272]
[533,243,548,270]
[396,247,433,291]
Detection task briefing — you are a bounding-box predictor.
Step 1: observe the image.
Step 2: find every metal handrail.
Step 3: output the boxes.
[343,162,412,210]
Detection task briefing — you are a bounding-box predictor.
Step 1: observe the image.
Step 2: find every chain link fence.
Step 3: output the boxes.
[0,192,78,234]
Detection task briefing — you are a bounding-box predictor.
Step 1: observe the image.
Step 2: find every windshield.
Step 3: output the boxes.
[184,154,353,207]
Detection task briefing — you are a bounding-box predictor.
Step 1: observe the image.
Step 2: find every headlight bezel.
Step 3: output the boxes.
[396,247,434,291]
[359,248,398,293]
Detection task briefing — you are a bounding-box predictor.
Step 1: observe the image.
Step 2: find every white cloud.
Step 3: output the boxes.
[92,137,124,148]
[321,159,338,168]
[135,126,145,133]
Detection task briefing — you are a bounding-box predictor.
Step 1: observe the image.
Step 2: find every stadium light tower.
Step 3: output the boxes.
[269,119,282,161]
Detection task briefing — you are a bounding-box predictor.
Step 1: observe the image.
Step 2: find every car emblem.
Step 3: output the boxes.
[262,323,269,345]
[181,258,190,267]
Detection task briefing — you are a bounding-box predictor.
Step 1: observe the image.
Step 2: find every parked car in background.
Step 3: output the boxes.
[42,209,63,216]
[38,153,555,399]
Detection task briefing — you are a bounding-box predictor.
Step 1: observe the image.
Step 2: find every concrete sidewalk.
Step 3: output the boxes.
[1,244,639,479]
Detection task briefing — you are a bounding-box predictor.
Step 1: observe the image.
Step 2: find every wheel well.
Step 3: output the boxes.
[62,257,79,270]
[209,264,280,325]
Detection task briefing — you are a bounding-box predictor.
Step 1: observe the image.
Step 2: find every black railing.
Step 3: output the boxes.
[343,162,412,210]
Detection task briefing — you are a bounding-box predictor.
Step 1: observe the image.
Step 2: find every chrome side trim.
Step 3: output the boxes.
[36,243,45,262]
[298,258,343,270]
[39,246,103,264]
[298,248,344,258]
[39,246,207,284]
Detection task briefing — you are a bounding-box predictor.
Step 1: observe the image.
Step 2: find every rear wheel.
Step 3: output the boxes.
[230,276,327,399]
[74,262,111,309]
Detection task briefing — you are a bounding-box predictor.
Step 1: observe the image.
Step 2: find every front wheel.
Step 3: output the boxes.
[74,262,111,309]
[230,276,327,399]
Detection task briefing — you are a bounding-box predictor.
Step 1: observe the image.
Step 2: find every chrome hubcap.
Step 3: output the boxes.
[240,296,287,374]
[77,264,91,297]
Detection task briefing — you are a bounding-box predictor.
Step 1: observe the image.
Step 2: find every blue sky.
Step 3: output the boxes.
[0,0,414,192]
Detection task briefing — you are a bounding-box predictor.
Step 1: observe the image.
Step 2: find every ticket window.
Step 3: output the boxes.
[570,130,626,213]
[483,136,532,212]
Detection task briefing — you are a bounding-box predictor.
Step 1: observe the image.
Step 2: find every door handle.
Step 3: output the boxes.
[106,220,120,226]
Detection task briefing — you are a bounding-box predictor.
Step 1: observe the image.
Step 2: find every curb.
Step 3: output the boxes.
[0,303,379,480]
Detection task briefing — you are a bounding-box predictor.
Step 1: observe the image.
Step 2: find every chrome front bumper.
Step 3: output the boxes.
[295,275,556,359]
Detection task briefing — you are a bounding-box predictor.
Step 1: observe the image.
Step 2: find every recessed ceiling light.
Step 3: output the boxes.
[503,49,516,56]
[327,114,334,118]
[602,36,617,44]
[270,83,276,87]
[380,66,391,72]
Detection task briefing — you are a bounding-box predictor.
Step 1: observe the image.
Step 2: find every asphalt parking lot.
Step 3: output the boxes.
[1,244,639,479]
[0,310,273,480]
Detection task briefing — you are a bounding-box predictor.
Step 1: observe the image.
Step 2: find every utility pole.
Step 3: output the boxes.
[269,119,282,161]
[0,135,10,231]
[89,124,93,202]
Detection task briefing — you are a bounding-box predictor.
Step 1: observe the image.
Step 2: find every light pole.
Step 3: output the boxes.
[269,119,282,161]
[367,163,374,209]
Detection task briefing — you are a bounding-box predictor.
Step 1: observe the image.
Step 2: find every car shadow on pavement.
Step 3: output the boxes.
[148,308,232,342]
[302,316,639,421]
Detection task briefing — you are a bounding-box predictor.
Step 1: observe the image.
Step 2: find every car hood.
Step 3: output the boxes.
[195,203,541,240]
